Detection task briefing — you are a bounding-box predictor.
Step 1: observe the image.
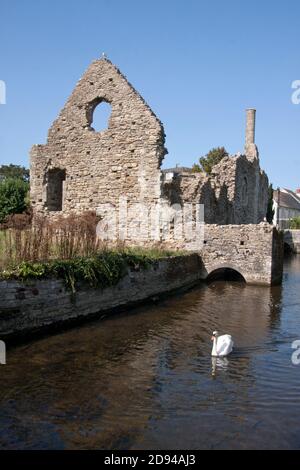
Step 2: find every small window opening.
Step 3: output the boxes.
[89,100,112,132]
[46,168,66,211]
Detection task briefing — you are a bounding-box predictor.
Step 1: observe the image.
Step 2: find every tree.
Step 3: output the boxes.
[192,147,228,174]
[289,216,300,229]
[0,178,29,223]
[266,183,275,224]
[0,164,30,183]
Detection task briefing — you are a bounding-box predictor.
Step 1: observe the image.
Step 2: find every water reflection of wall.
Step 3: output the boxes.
[0,277,284,449]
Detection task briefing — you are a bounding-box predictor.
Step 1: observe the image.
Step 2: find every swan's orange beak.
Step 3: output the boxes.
[211,336,214,341]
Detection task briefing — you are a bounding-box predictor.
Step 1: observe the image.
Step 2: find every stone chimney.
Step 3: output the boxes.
[245,108,259,160]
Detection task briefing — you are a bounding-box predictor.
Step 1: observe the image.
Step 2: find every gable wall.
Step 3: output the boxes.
[30,59,167,216]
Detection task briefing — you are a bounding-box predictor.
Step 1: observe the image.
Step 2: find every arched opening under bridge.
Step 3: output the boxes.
[284,242,294,255]
[206,268,246,283]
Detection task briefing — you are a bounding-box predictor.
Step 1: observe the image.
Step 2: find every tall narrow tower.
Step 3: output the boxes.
[245,108,259,160]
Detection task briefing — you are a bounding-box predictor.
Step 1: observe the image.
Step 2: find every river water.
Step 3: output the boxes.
[1,256,300,450]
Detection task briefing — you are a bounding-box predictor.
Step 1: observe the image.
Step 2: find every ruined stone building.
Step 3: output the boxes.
[30,57,269,248]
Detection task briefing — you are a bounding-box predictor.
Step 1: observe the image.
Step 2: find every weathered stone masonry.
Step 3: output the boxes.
[162,153,268,226]
[0,58,283,341]
[30,58,167,219]
[0,255,203,341]
[201,223,283,285]
[29,57,282,287]
[0,233,283,341]
[30,58,268,233]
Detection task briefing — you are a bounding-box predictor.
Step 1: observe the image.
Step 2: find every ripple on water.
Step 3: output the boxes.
[1,257,300,449]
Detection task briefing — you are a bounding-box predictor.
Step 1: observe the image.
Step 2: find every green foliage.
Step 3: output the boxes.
[191,163,202,172]
[192,147,228,174]
[15,261,47,279]
[289,216,300,229]
[266,183,275,224]
[0,248,181,293]
[51,253,128,292]
[0,178,30,223]
[0,164,30,183]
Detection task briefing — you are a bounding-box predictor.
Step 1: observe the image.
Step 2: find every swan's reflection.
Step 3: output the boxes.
[211,356,229,377]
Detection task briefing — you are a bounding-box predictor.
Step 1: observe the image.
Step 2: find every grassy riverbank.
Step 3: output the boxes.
[0,213,185,291]
[0,247,183,292]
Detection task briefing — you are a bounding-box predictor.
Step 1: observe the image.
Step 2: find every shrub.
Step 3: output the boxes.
[0,178,29,223]
[0,164,29,183]
[0,248,180,293]
[0,210,184,289]
[266,184,275,224]
[289,216,300,229]
[192,147,228,174]
[0,211,100,268]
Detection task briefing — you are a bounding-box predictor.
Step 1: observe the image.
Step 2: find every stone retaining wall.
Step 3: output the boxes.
[0,223,283,342]
[0,254,203,341]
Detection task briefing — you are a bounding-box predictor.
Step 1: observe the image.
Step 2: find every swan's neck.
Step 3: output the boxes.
[211,337,218,356]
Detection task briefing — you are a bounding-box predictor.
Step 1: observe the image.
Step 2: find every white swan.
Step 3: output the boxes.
[211,330,233,357]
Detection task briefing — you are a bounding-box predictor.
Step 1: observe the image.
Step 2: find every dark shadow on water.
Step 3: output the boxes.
[206,268,246,283]
[1,258,300,450]
[284,242,294,255]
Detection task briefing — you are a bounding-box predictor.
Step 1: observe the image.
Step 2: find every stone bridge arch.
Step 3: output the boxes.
[198,224,283,286]
[206,264,247,283]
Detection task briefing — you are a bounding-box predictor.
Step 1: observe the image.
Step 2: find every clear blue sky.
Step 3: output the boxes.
[0,0,299,189]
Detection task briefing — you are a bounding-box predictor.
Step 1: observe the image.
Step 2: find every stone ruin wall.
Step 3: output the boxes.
[201,223,283,285]
[161,155,268,226]
[30,58,167,227]
[30,58,269,250]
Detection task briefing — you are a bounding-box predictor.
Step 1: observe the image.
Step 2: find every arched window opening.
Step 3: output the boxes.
[207,268,246,283]
[46,168,66,211]
[90,100,112,132]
